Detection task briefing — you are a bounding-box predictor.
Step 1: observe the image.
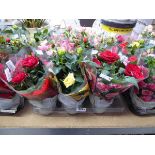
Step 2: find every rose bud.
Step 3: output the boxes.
[83,37,88,43]
[6,38,11,43]
[128,56,137,63]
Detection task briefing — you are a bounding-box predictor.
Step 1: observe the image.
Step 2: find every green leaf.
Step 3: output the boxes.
[65,62,72,70]
[75,76,84,83]
[101,70,110,76]
[52,66,62,74]
[124,76,139,89]
[118,67,125,74]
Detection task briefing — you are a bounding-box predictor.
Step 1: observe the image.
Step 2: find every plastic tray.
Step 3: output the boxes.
[32,94,126,116]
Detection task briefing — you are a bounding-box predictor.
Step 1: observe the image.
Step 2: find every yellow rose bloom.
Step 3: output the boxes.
[63,73,75,88]
[131,42,140,48]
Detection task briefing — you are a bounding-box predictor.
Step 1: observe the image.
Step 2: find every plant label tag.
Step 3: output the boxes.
[6,60,15,72]
[91,50,98,55]
[35,50,43,55]
[99,73,113,81]
[4,68,12,82]
[76,107,86,112]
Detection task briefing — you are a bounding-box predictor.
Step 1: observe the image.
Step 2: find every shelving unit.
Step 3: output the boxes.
[0,103,155,134]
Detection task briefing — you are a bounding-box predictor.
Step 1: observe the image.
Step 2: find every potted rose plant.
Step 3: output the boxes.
[37,27,91,114]
[131,53,155,110]
[85,46,149,113]
[0,47,58,115]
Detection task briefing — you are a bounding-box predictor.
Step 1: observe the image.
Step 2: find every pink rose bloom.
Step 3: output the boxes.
[38,45,50,51]
[147,83,155,92]
[117,35,125,42]
[61,40,75,51]
[142,89,154,96]
[112,46,118,53]
[140,96,152,102]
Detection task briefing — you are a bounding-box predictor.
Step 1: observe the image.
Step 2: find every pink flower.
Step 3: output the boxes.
[38,45,50,51]
[122,48,128,54]
[128,56,137,63]
[61,40,75,51]
[117,35,125,42]
[142,89,154,96]
[140,96,152,102]
[112,46,118,53]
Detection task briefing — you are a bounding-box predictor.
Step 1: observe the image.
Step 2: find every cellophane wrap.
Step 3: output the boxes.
[132,75,155,109]
[0,47,58,103]
[85,63,149,102]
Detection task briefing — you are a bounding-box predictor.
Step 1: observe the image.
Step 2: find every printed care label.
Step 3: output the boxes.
[99,73,113,81]
[4,68,12,82]
[76,107,86,112]
[6,60,15,72]
[35,50,43,55]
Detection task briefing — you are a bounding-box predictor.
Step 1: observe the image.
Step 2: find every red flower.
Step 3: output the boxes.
[92,57,101,66]
[99,50,120,64]
[119,42,128,48]
[125,64,144,79]
[6,38,11,43]
[117,35,125,42]
[128,56,137,63]
[83,37,88,43]
[22,56,39,68]
[140,96,152,102]
[147,83,155,92]
[122,48,128,54]
[11,72,28,84]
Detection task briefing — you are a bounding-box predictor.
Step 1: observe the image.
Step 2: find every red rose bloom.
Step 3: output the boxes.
[122,48,128,54]
[6,38,11,43]
[128,56,137,63]
[125,64,144,79]
[117,35,125,42]
[92,57,101,66]
[99,50,120,64]
[11,72,28,84]
[22,56,39,68]
[83,37,88,43]
[119,42,128,48]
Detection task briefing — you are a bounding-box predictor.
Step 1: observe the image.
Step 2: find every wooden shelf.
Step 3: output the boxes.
[0,104,155,129]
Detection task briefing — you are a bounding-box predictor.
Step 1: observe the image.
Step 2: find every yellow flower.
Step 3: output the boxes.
[131,41,140,48]
[63,73,75,88]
